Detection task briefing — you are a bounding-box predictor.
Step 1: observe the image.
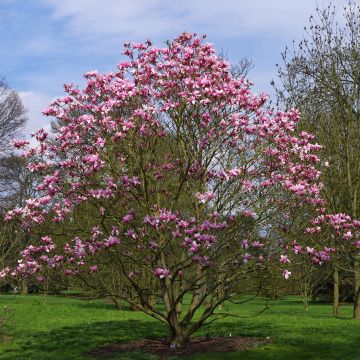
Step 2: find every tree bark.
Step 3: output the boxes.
[301,281,310,311]
[303,298,309,311]
[148,294,157,308]
[169,326,189,348]
[354,287,360,320]
[110,296,122,310]
[333,267,339,316]
[354,262,360,319]
[21,281,28,295]
[216,271,225,310]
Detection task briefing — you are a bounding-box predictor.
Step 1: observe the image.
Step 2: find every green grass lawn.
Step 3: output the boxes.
[0,294,359,359]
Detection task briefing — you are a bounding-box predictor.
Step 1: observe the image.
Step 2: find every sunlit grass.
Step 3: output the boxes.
[0,294,359,359]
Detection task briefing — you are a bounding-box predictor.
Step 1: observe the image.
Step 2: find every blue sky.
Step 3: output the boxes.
[0,0,350,136]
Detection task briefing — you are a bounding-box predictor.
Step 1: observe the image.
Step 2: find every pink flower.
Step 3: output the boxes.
[84,70,98,78]
[244,210,254,218]
[149,241,159,249]
[178,220,189,229]
[0,268,9,279]
[242,253,252,263]
[74,239,86,258]
[153,267,170,279]
[196,191,215,203]
[306,247,316,255]
[242,180,253,192]
[96,138,105,148]
[89,265,99,272]
[12,139,29,149]
[106,236,120,247]
[252,241,264,248]
[189,241,200,253]
[125,229,137,239]
[34,129,48,142]
[283,269,291,279]
[280,255,290,264]
[122,210,135,223]
[241,239,249,249]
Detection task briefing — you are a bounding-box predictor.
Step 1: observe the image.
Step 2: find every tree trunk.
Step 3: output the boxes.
[128,288,140,311]
[301,282,310,311]
[148,294,157,308]
[169,326,189,349]
[354,266,360,319]
[110,297,122,310]
[333,267,339,316]
[174,280,183,316]
[216,272,225,310]
[21,281,28,295]
[199,283,207,301]
[354,287,360,319]
[303,295,309,311]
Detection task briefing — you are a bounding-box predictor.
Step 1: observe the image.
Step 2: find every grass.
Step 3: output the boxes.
[0,294,359,359]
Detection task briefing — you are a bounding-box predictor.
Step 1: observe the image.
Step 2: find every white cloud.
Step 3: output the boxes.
[18,91,55,139]
[41,0,350,41]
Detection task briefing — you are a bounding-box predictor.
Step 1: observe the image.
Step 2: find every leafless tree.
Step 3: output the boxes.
[0,77,28,212]
[273,2,360,318]
[0,78,27,154]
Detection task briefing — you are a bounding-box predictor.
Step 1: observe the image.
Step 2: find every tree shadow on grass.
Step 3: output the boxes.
[70,301,122,311]
[181,340,360,360]
[194,318,360,360]
[0,318,272,360]
[1,313,360,360]
[0,319,165,360]
[70,301,143,312]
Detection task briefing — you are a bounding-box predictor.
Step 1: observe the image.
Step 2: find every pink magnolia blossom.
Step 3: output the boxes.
[283,269,292,279]
[195,191,215,203]
[280,255,290,264]
[153,267,170,279]
[12,139,29,149]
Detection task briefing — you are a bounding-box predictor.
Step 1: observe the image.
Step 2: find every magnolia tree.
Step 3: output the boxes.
[2,33,332,347]
[306,213,360,316]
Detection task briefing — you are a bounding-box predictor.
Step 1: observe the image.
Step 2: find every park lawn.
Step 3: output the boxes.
[0,295,359,359]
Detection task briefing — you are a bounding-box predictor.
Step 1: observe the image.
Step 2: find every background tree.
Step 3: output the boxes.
[0,156,35,211]
[0,77,28,212]
[0,78,27,154]
[266,201,333,310]
[274,2,360,318]
[0,77,28,293]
